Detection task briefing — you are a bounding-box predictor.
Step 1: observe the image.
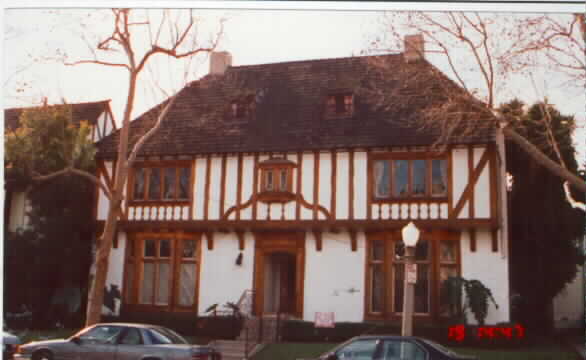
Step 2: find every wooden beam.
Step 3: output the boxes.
[296,151,302,220]
[468,146,475,219]
[204,155,211,221]
[349,230,357,252]
[236,230,245,251]
[470,228,477,252]
[313,151,320,220]
[450,148,491,220]
[491,229,498,252]
[313,230,323,252]
[115,218,499,232]
[205,231,214,250]
[349,149,355,220]
[236,153,243,220]
[219,154,227,218]
[331,150,337,219]
[489,144,498,221]
[252,153,259,220]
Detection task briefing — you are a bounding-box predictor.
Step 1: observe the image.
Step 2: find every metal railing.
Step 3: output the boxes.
[237,289,255,360]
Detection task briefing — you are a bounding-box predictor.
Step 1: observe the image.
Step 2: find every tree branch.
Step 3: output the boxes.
[563,181,586,211]
[33,167,113,200]
[503,126,586,193]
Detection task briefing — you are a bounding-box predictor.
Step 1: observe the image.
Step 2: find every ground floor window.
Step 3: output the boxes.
[124,231,201,311]
[365,229,460,320]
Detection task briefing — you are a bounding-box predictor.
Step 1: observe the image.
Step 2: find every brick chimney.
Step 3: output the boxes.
[209,51,232,75]
[404,34,424,63]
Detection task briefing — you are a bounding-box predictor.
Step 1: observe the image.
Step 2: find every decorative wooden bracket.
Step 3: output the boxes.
[469,228,477,252]
[236,230,245,251]
[491,229,498,252]
[205,231,214,250]
[349,230,357,252]
[313,230,322,252]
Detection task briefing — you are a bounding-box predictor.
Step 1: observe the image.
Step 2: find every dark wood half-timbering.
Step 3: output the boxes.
[205,231,214,250]
[236,230,245,251]
[470,228,477,252]
[450,148,491,220]
[313,230,323,252]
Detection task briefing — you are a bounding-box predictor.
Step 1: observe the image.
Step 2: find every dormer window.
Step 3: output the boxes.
[326,93,354,117]
[231,95,255,118]
[258,158,296,203]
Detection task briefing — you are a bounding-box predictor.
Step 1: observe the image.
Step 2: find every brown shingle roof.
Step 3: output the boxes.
[96,54,495,159]
[4,100,112,132]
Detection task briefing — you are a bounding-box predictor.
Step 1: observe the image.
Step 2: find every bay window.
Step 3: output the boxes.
[131,163,191,202]
[365,230,460,320]
[124,232,200,311]
[372,155,448,201]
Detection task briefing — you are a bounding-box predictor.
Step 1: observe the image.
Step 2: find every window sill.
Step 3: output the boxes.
[372,197,449,204]
[257,191,296,204]
[128,200,190,207]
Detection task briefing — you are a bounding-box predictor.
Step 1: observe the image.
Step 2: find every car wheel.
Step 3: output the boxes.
[32,350,53,360]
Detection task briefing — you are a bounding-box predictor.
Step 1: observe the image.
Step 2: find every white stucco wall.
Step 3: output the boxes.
[198,232,255,315]
[103,231,126,316]
[97,161,113,220]
[8,191,28,232]
[553,265,584,328]
[452,148,469,219]
[460,230,510,324]
[473,147,491,218]
[303,231,366,322]
[354,151,367,220]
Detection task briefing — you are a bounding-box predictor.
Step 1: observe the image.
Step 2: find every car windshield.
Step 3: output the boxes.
[146,327,188,345]
[421,339,458,356]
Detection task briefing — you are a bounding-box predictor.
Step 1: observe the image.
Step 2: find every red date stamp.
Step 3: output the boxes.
[448,324,525,342]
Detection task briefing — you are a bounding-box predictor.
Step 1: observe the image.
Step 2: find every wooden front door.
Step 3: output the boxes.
[253,232,305,318]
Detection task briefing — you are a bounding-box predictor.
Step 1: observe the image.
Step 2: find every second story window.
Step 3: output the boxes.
[261,167,291,192]
[257,158,296,203]
[231,95,255,118]
[132,164,191,202]
[373,156,448,200]
[326,93,354,117]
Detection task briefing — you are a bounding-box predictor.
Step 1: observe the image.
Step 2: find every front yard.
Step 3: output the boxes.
[251,343,581,360]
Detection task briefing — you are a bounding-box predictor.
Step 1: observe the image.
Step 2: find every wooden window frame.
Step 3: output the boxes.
[325,93,354,118]
[128,161,192,206]
[364,230,461,322]
[370,153,450,203]
[123,231,201,313]
[231,95,255,119]
[257,159,296,203]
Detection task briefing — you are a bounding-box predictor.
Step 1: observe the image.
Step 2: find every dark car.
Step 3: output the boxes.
[14,323,221,360]
[317,335,476,360]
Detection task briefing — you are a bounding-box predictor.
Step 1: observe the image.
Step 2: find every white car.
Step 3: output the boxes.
[14,323,221,360]
[3,330,21,360]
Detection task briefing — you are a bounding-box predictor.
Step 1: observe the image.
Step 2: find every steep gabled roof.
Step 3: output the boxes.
[4,100,113,132]
[96,54,495,159]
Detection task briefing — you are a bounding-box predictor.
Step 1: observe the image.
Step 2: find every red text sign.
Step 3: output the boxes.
[448,324,525,342]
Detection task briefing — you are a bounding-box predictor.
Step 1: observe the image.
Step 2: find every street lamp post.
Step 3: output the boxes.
[401,221,420,337]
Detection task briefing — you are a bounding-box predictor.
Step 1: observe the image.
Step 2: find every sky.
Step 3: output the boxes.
[2,1,585,162]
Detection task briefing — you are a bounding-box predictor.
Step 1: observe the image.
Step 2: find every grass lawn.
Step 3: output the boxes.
[251,343,580,360]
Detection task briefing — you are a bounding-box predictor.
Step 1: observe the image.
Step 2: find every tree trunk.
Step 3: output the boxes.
[503,126,586,193]
[84,195,121,325]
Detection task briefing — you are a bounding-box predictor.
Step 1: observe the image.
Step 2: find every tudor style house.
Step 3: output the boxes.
[4,100,116,232]
[94,37,510,326]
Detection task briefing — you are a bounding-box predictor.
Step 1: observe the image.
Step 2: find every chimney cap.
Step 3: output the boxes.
[404,34,425,63]
[210,51,233,75]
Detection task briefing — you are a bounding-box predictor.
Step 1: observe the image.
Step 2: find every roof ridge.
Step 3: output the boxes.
[228,53,402,71]
[4,99,112,112]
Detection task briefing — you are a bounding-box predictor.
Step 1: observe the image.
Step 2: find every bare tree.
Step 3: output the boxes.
[366,12,585,194]
[57,8,224,325]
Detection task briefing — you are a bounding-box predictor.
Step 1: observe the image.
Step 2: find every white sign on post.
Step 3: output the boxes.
[407,263,417,284]
[315,312,335,328]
